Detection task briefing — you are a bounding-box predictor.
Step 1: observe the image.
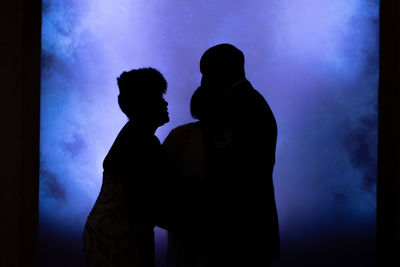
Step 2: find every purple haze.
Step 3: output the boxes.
[40,0,379,266]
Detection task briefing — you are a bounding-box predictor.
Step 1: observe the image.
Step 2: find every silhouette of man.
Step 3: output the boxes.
[190,43,280,267]
[83,68,170,267]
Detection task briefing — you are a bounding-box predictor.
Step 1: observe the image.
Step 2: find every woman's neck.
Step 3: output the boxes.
[128,119,157,134]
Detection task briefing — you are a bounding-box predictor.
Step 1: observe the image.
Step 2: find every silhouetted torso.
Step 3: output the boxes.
[103,121,165,225]
[177,79,279,267]
[204,80,279,266]
[84,121,166,267]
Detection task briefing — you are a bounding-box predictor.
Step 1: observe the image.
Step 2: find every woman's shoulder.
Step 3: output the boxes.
[103,123,159,172]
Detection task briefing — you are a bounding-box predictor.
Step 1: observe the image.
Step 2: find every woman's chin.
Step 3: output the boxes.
[157,115,170,127]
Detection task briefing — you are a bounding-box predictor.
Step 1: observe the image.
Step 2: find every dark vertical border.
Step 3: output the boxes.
[377,1,400,266]
[21,1,42,266]
[0,1,41,267]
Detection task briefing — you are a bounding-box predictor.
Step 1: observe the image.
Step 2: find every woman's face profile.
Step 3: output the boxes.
[136,93,169,127]
[155,95,169,127]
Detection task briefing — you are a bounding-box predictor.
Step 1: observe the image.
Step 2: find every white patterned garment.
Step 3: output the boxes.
[163,122,207,267]
[83,172,154,267]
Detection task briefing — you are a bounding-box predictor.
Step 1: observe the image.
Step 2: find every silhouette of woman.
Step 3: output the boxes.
[83,68,169,267]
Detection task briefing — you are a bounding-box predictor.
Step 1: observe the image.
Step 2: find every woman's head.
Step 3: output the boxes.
[117,68,169,127]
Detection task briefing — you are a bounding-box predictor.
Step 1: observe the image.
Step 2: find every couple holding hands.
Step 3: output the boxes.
[83,44,280,267]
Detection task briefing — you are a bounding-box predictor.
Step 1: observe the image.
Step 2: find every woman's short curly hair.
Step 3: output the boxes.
[117,67,167,118]
[117,67,167,96]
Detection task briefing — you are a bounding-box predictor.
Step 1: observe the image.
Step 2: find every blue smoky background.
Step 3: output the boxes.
[39,0,379,266]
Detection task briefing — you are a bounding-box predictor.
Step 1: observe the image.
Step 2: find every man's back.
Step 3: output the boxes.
[202,80,279,266]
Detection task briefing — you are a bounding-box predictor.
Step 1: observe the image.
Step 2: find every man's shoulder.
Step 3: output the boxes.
[231,81,269,109]
[231,81,277,128]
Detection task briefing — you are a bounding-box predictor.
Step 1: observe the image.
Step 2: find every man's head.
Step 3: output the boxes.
[117,67,169,127]
[200,43,246,89]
